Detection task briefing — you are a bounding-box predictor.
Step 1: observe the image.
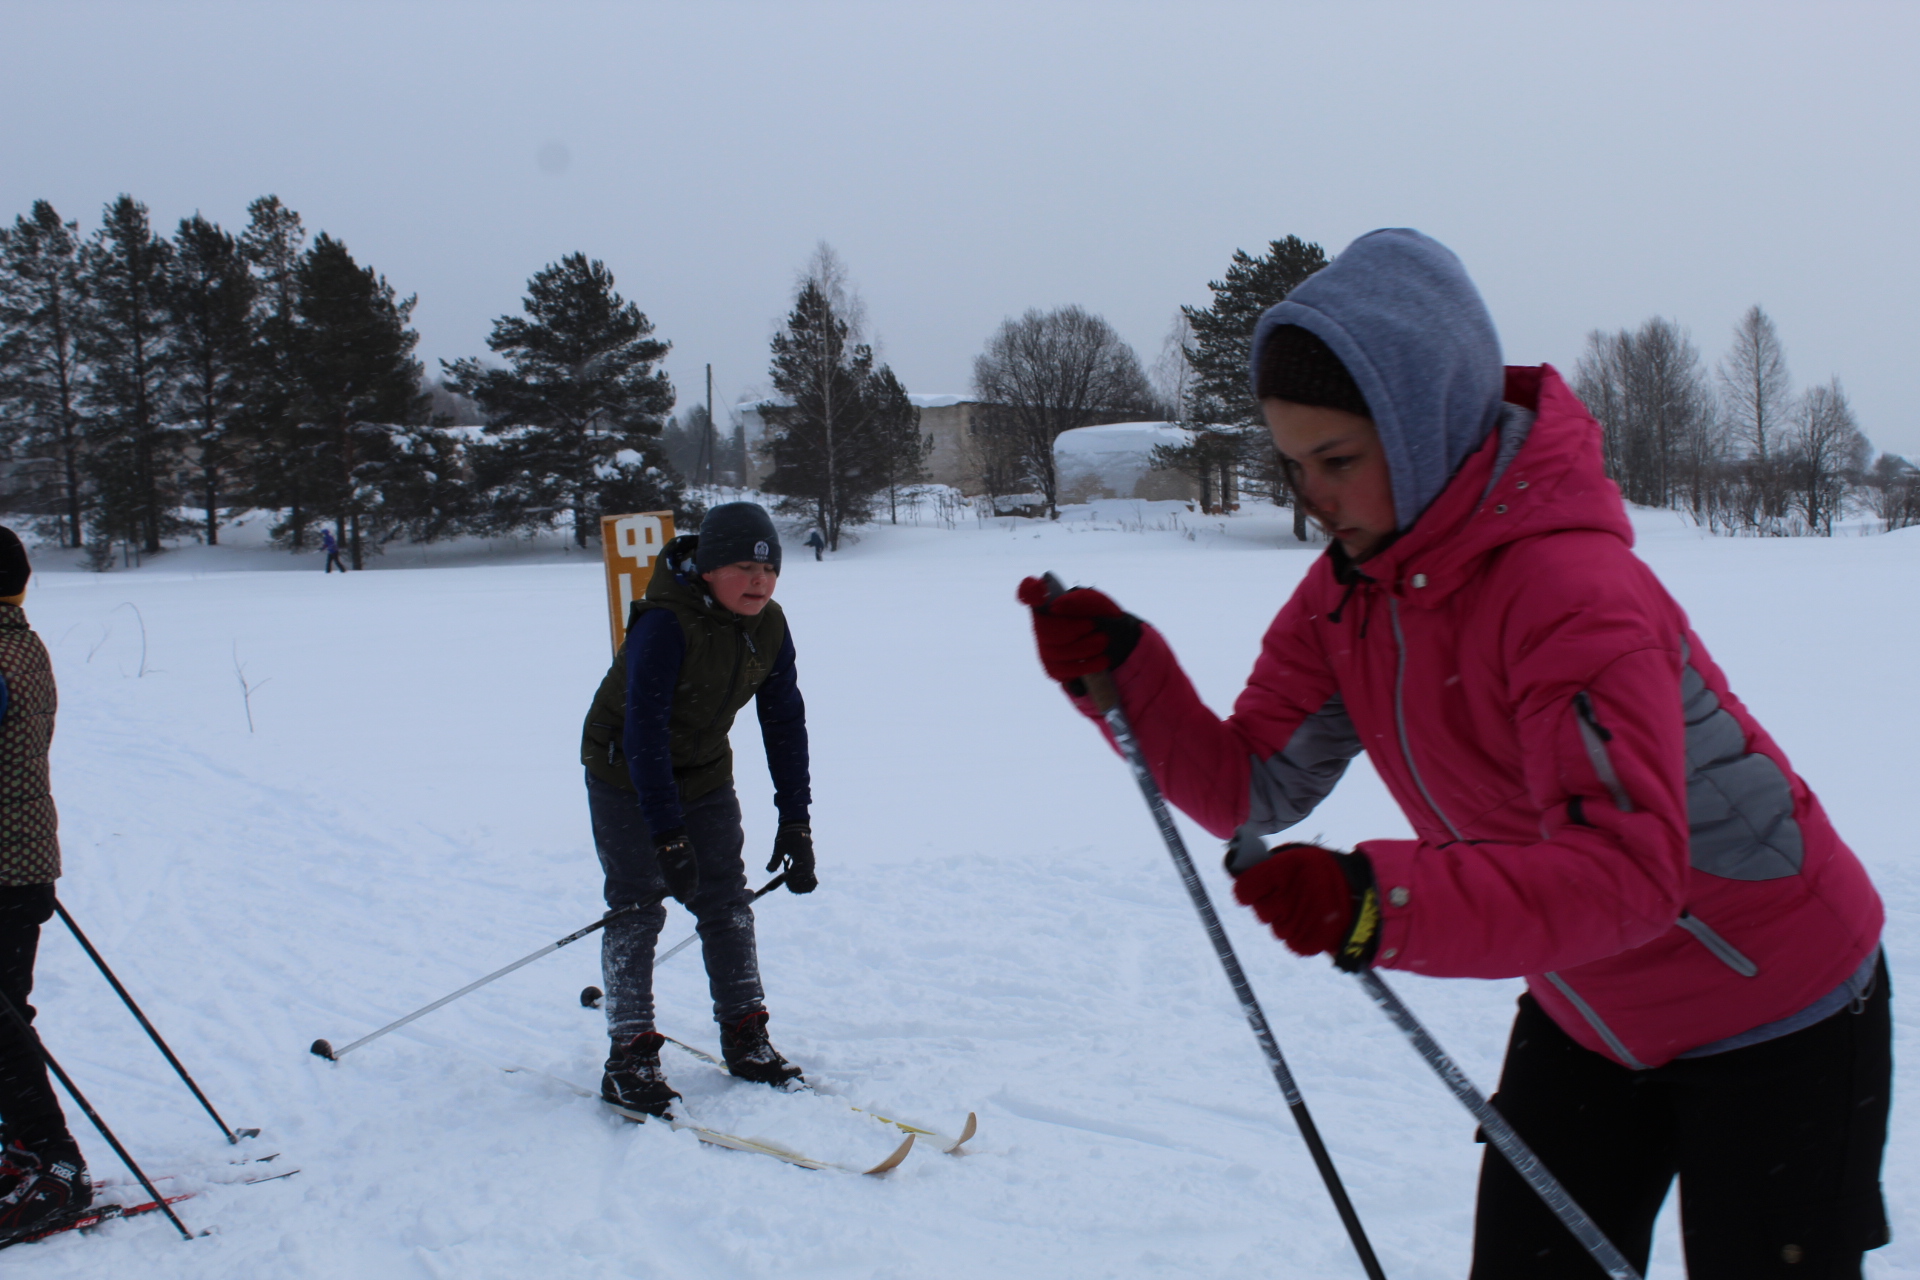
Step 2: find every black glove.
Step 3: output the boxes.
[654,828,698,903]
[767,822,817,894]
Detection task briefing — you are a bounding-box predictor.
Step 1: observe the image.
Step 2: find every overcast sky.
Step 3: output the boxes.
[5,2,1916,454]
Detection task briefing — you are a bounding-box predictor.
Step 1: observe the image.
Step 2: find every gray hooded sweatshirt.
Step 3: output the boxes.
[1248,228,1506,530]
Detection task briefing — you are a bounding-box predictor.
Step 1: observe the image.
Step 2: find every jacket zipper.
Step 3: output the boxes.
[1572,692,1632,812]
[1388,597,1465,842]
[1675,911,1759,977]
[1543,971,1648,1069]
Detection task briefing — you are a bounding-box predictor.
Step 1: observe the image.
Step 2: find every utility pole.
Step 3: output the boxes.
[705,363,715,486]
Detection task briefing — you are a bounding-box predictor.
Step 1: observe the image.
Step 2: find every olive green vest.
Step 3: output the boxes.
[0,605,60,887]
[580,556,789,807]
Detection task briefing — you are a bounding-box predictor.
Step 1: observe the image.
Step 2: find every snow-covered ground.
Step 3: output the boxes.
[7,502,1917,1277]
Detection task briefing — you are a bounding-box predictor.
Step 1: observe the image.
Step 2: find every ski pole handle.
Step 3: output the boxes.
[1038,573,1125,715]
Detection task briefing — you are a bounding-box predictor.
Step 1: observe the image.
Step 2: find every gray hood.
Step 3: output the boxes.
[1249,229,1504,529]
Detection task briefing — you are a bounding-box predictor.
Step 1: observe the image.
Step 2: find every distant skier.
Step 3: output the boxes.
[0,528,92,1236]
[1021,231,1888,1276]
[580,503,815,1117]
[805,529,826,562]
[321,527,347,574]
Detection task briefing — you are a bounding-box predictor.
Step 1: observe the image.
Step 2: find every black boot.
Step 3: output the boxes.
[601,1032,681,1118]
[719,1011,804,1087]
[0,1135,91,1239]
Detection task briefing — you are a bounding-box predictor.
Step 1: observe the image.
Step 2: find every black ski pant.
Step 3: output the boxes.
[0,884,71,1150]
[1470,957,1890,1279]
[586,772,765,1039]
[324,551,347,573]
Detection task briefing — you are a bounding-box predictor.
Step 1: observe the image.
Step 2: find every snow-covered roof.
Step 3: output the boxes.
[1052,421,1190,457]
[736,393,971,412]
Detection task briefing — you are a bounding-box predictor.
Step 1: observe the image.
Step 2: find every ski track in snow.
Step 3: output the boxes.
[6,507,1916,1277]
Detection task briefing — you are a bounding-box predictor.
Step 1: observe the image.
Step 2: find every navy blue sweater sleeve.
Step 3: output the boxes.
[623,610,686,835]
[756,629,811,826]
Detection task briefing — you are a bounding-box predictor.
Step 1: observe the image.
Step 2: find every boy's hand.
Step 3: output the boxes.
[767,822,817,894]
[654,829,698,903]
[1015,577,1143,684]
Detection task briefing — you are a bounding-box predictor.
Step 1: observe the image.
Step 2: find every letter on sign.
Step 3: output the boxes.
[601,511,676,652]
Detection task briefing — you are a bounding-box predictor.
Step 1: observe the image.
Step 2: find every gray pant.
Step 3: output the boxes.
[586,771,765,1038]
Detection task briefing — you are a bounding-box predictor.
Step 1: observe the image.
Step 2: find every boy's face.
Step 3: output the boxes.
[705,560,778,615]
[1263,400,1398,562]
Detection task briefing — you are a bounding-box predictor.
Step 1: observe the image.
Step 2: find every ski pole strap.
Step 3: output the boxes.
[320,895,665,1061]
[0,987,195,1242]
[53,899,252,1144]
[1356,970,1642,1280]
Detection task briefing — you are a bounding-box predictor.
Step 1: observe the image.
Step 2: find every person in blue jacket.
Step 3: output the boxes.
[578,504,815,1116]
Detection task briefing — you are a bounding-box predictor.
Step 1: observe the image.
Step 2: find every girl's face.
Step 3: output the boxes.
[1262,400,1398,562]
[705,560,778,615]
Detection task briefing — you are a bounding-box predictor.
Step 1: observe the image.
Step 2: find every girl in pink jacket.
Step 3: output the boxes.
[1023,230,1888,1278]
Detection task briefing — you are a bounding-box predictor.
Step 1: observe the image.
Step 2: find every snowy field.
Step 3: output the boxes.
[6,501,1918,1278]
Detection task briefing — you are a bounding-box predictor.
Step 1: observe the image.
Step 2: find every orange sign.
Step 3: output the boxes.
[601,511,675,652]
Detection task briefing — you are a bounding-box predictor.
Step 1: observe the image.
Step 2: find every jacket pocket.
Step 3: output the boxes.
[1572,692,1632,813]
[1674,910,1759,977]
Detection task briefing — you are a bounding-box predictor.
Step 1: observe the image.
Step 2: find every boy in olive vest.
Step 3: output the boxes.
[580,504,816,1117]
[0,528,92,1236]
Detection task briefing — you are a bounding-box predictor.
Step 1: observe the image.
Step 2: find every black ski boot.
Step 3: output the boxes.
[601,1031,681,1118]
[0,1135,92,1239]
[719,1011,804,1087]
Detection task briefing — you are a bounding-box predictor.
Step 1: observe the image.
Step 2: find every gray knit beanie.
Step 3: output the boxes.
[694,503,782,574]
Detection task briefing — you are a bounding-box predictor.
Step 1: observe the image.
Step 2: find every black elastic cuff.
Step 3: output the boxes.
[1096,613,1145,669]
[1331,851,1381,973]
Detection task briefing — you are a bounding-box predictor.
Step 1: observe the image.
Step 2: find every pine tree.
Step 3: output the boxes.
[867,367,927,523]
[289,233,429,568]
[1181,237,1328,536]
[236,196,315,548]
[444,253,678,546]
[1183,236,1329,427]
[167,214,256,545]
[0,201,89,546]
[761,280,902,549]
[80,195,179,562]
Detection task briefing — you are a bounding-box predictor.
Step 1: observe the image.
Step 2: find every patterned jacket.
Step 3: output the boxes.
[0,604,59,886]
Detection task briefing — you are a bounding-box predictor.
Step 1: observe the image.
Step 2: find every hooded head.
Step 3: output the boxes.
[1249,229,1504,530]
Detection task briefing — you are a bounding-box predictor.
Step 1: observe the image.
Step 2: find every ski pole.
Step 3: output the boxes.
[312,893,666,1062]
[1355,970,1640,1280]
[0,988,194,1242]
[53,899,258,1144]
[580,873,789,1008]
[1040,575,1386,1280]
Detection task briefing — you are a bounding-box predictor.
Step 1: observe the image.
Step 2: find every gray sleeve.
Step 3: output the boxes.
[1243,694,1364,837]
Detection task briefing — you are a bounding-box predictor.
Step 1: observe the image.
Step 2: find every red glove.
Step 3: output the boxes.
[1230,842,1380,970]
[1016,577,1143,683]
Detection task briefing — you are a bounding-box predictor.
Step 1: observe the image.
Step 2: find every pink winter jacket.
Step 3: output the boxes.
[1089,365,1882,1068]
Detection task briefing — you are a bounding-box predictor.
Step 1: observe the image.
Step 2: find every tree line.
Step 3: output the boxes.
[0,195,689,569]
[7,197,1909,570]
[1573,306,1915,535]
